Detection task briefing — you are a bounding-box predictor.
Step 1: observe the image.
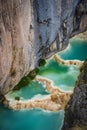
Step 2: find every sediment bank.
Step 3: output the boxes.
[54,55,83,66]
[3,76,72,111]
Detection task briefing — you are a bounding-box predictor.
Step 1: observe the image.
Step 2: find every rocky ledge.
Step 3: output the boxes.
[53,55,83,66]
[62,60,87,130]
[72,31,87,41]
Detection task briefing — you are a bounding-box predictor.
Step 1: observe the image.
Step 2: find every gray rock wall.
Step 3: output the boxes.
[0,0,87,95]
[62,60,87,130]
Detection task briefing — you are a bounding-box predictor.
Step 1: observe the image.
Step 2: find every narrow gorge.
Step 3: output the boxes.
[0,0,87,95]
[0,0,87,130]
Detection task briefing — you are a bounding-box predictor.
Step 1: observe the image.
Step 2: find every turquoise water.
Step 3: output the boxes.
[58,39,87,61]
[39,59,80,91]
[6,81,49,100]
[0,104,64,130]
[1,39,86,130]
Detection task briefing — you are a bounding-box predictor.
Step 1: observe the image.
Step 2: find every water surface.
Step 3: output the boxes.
[1,39,86,130]
[0,104,64,130]
[58,39,87,61]
[39,59,80,91]
[6,81,49,100]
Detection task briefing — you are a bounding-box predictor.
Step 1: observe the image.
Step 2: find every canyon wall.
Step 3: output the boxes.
[0,0,87,95]
[62,60,87,130]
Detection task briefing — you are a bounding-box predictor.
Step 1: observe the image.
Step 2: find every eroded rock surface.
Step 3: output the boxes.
[62,60,87,130]
[72,31,87,40]
[0,0,87,95]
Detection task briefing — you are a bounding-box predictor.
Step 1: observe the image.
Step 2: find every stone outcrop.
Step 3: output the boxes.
[72,31,87,41]
[62,60,87,130]
[0,0,87,95]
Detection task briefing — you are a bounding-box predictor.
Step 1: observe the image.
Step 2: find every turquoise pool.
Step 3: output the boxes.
[58,39,87,61]
[1,39,87,130]
[39,59,80,91]
[6,81,49,100]
[0,104,64,130]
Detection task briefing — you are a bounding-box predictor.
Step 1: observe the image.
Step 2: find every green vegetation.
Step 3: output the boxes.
[28,68,39,79]
[13,68,40,90]
[13,58,46,91]
[39,59,46,66]
[15,96,20,101]
[13,76,31,90]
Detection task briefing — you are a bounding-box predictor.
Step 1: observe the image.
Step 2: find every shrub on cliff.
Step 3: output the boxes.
[15,96,20,101]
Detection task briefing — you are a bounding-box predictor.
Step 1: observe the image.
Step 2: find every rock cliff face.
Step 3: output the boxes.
[72,31,87,41]
[0,0,87,95]
[62,60,87,130]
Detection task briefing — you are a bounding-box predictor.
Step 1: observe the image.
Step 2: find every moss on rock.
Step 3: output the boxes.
[15,96,20,101]
[28,68,39,79]
[13,68,40,90]
[39,59,46,66]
